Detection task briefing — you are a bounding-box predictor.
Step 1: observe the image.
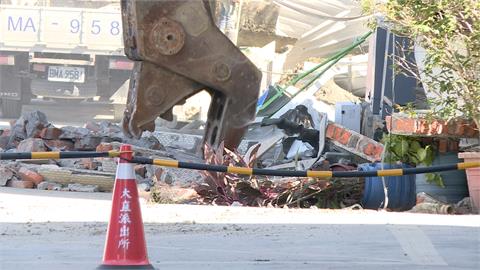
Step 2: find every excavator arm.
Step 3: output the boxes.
[120,0,261,150]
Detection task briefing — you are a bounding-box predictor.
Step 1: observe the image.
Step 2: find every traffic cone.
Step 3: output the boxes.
[97,144,154,269]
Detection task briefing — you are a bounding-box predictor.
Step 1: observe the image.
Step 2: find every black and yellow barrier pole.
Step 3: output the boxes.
[1,151,479,179]
[0,151,120,160]
[131,157,480,179]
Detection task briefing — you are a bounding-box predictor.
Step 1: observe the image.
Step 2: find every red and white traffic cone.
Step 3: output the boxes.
[97,144,154,269]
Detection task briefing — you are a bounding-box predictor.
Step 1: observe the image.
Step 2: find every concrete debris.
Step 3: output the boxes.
[37,181,62,191]
[454,197,475,214]
[39,127,63,140]
[24,110,49,138]
[0,112,167,156]
[150,183,199,204]
[99,159,117,173]
[44,139,75,151]
[17,138,46,152]
[0,167,14,186]
[65,183,99,193]
[73,136,104,151]
[59,126,90,139]
[123,135,165,151]
[77,158,99,170]
[7,111,49,145]
[7,179,34,189]
[138,182,152,192]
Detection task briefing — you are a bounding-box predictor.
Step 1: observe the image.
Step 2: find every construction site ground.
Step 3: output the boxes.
[1,187,479,270]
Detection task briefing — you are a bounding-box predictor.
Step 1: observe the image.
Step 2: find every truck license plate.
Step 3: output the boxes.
[47,66,85,83]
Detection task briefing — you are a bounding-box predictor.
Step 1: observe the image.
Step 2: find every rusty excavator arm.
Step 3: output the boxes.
[120,0,261,151]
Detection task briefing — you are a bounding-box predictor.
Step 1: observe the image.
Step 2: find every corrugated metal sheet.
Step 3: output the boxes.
[274,0,371,69]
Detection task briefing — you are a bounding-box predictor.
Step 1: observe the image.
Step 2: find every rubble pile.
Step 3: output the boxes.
[0,110,174,193]
[0,110,476,214]
[0,111,165,152]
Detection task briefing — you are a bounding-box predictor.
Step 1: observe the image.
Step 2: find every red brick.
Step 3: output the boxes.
[447,139,459,152]
[96,142,113,152]
[363,143,376,156]
[326,124,336,139]
[373,145,384,161]
[17,138,46,152]
[393,118,415,133]
[18,167,44,185]
[438,139,448,153]
[338,130,351,145]
[416,119,429,135]
[7,180,34,189]
[333,127,344,141]
[429,120,444,135]
[40,127,63,140]
[44,139,75,151]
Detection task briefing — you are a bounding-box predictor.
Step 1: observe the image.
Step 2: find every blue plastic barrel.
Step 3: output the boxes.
[360,163,416,211]
[416,153,468,203]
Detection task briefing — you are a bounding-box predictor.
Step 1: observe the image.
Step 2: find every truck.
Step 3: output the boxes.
[0,1,133,118]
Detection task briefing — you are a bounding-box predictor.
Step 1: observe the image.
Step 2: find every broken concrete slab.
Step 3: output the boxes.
[37,181,62,191]
[66,183,99,193]
[68,174,114,192]
[24,110,49,138]
[59,126,90,139]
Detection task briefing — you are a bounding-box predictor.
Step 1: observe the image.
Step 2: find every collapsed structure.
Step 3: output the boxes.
[0,0,478,214]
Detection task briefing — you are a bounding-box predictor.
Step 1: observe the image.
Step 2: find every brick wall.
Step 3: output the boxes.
[326,123,384,162]
[386,115,478,138]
